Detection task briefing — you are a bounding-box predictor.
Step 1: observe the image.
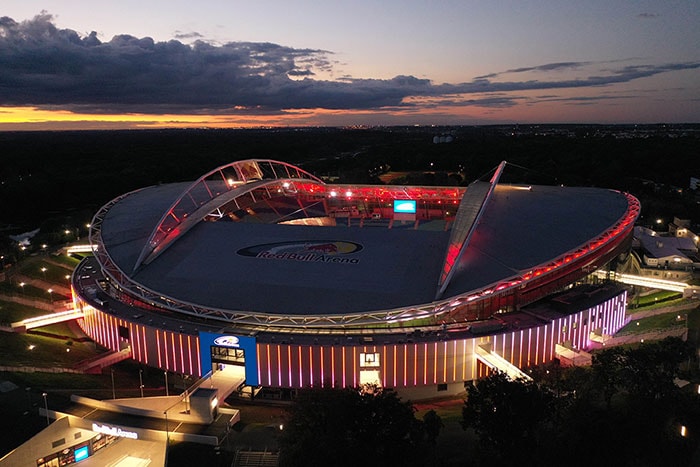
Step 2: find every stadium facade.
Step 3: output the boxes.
[72,159,639,399]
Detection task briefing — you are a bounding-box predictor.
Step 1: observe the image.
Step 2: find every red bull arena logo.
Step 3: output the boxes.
[237,241,362,264]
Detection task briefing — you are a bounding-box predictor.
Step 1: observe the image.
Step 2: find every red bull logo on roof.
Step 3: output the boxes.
[237,241,362,264]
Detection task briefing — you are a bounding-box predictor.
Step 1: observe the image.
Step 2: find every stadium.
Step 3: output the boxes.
[72,159,639,399]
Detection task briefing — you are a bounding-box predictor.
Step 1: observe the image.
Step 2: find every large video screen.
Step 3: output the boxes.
[74,445,89,462]
[393,200,417,214]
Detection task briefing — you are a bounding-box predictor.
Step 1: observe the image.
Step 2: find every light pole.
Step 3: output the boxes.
[139,369,144,398]
[47,288,53,303]
[19,282,25,296]
[41,267,47,281]
[164,410,169,442]
[164,371,169,396]
[111,368,116,399]
[42,392,49,426]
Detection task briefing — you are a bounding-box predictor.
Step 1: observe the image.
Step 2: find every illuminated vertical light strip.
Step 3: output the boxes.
[113,317,119,351]
[97,312,104,347]
[105,315,112,350]
[187,335,193,375]
[298,346,303,388]
[257,344,262,385]
[453,340,458,382]
[320,347,325,387]
[110,316,116,350]
[403,344,408,387]
[527,328,532,367]
[102,314,109,349]
[519,331,524,368]
[266,344,272,385]
[578,312,584,349]
[156,330,163,368]
[443,341,447,383]
[535,327,540,364]
[135,324,143,362]
[353,347,357,387]
[309,347,314,388]
[471,339,477,381]
[171,333,177,372]
[383,346,387,388]
[129,323,138,361]
[424,343,428,386]
[342,347,346,388]
[277,345,282,387]
[179,333,185,373]
[142,327,149,365]
[131,324,140,362]
[414,344,418,386]
[556,319,561,346]
[163,332,170,370]
[501,333,505,357]
[542,326,547,363]
[331,346,336,388]
[569,315,574,343]
[194,336,201,376]
[95,310,100,343]
[288,346,293,388]
[393,346,397,388]
[462,339,467,381]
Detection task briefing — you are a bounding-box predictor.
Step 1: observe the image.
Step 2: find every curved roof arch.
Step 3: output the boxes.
[133,159,325,272]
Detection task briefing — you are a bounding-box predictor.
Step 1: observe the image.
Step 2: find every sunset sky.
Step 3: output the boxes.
[1,1,699,130]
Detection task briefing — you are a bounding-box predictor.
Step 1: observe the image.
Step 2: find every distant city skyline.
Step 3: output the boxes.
[1,1,699,130]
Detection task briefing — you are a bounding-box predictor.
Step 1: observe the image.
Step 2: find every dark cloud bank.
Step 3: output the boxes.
[0,13,698,114]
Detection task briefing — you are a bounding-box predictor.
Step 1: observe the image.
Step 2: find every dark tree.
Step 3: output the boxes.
[422,409,443,445]
[279,385,424,467]
[591,346,626,409]
[461,371,555,466]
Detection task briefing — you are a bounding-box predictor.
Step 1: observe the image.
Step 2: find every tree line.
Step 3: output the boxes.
[279,337,699,467]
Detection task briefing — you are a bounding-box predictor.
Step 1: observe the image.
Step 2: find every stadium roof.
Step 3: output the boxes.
[96,160,631,316]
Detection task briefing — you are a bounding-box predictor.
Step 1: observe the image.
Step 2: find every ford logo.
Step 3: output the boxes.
[214,335,240,347]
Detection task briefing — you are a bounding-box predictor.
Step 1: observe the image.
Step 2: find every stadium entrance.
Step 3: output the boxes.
[210,345,246,381]
[198,332,260,389]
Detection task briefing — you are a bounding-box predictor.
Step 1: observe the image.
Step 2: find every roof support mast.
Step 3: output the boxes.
[435,161,506,300]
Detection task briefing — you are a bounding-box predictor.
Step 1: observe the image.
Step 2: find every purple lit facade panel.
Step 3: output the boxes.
[74,288,626,391]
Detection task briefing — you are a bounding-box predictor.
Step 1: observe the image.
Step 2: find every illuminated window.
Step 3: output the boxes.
[360,352,380,368]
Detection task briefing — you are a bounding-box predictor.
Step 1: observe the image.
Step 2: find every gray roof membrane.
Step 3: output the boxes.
[100,183,629,316]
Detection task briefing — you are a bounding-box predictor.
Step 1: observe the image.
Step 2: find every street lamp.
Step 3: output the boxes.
[164,410,169,443]
[139,369,144,398]
[111,368,116,399]
[42,392,49,426]
[47,288,53,303]
[19,282,25,295]
[164,371,169,396]
[41,267,47,280]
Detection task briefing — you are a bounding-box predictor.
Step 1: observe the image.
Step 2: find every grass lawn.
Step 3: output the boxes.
[51,253,83,268]
[0,329,96,367]
[0,300,48,324]
[17,259,74,284]
[618,311,690,335]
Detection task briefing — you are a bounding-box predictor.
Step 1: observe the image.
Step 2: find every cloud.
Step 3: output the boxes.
[173,31,205,41]
[637,13,660,19]
[0,13,697,116]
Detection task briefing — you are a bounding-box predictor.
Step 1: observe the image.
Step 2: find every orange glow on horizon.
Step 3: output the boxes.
[0,103,500,130]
